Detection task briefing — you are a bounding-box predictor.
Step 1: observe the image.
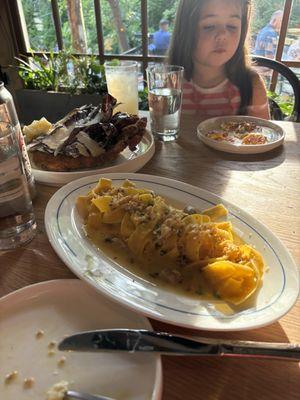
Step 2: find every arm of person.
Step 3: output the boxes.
[247,72,270,120]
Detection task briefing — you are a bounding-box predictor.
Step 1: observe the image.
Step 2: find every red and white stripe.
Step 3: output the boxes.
[182,79,241,118]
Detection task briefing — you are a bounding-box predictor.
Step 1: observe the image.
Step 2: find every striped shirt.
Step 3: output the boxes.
[182,78,241,118]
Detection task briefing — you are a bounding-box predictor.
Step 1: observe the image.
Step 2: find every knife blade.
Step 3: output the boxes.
[58,329,300,361]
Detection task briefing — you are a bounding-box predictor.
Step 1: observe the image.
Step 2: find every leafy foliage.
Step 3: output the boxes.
[21,0,57,51]
[15,52,149,110]
[138,86,149,110]
[21,0,178,54]
[251,0,284,33]
[148,0,178,31]
[16,52,64,91]
[267,90,294,117]
[21,0,300,54]
[70,55,107,94]
[15,51,107,95]
[251,0,300,33]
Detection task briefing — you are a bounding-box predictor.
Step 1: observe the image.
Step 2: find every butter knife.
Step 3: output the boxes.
[58,329,300,361]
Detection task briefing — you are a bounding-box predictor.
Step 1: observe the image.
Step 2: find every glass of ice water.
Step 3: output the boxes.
[146,64,184,141]
[104,61,139,115]
[0,123,37,250]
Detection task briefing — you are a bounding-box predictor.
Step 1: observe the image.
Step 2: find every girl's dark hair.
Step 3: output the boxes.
[168,0,254,114]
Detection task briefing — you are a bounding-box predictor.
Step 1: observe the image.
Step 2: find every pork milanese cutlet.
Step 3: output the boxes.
[26,94,147,172]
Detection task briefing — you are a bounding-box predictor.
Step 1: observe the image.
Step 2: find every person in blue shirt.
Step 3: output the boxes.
[287,38,300,61]
[254,10,283,59]
[148,19,171,55]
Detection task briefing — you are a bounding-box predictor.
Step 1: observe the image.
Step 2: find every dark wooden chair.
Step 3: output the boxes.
[252,56,300,122]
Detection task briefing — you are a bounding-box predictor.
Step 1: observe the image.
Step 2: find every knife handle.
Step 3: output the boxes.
[129,331,300,361]
[216,340,300,361]
[105,330,300,361]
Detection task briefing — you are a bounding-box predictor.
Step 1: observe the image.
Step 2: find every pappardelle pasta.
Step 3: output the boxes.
[76,178,264,305]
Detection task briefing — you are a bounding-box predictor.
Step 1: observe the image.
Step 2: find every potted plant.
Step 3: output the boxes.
[14,51,108,124]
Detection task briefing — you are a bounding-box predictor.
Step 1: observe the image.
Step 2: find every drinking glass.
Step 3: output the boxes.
[104,61,139,115]
[146,64,184,141]
[0,123,37,250]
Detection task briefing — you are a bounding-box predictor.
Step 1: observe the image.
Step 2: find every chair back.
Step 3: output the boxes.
[252,56,300,122]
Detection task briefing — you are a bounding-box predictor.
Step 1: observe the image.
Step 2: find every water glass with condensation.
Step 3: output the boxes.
[146,64,184,141]
[0,123,37,250]
[104,61,139,115]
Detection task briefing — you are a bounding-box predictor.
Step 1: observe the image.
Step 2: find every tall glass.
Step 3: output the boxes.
[0,123,37,250]
[147,64,184,141]
[104,61,139,115]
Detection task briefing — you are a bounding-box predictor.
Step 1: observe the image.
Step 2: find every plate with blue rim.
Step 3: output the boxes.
[45,173,299,331]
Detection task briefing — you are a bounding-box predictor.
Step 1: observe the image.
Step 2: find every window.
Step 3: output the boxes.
[251,0,300,67]
[7,0,300,77]
[21,0,57,52]
[251,0,300,112]
[10,0,172,73]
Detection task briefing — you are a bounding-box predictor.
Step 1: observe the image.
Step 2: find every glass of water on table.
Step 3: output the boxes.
[0,123,36,250]
[146,64,184,141]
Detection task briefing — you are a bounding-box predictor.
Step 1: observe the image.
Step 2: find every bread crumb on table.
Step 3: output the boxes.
[57,356,66,367]
[23,377,35,389]
[4,370,18,384]
[46,380,69,400]
[36,329,45,339]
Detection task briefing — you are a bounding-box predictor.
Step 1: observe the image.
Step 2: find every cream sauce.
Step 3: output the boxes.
[86,225,217,302]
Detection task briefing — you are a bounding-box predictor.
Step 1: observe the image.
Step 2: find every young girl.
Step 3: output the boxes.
[168,0,270,120]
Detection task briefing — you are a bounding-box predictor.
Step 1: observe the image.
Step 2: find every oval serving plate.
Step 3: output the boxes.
[0,279,162,400]
[45,173,299,331]
[197,115,285,154]
[32,130,155,187]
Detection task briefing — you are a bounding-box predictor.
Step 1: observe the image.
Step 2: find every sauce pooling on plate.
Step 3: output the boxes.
[77,178,265,306]
[205,121,275,145]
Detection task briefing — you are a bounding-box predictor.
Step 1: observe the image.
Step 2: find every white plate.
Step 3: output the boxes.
[31,130,155,186]
[0,279,162,400]
[45,173,299,331]
[197,116,285,154]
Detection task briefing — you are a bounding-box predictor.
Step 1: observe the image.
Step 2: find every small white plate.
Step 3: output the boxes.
[45,173,299,331]
[31,130,155,186]
[0,279,162,400]
[197,116,285,154]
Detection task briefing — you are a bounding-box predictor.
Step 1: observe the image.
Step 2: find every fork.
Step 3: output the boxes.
[65,390,115,400]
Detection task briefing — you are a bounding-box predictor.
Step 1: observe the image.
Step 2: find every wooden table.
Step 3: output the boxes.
[1,116,300,400]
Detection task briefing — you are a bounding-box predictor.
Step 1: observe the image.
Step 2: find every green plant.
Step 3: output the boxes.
[107,59,121,66]
[267,90,294,117]
[15,51,62,91]
[15,51,107,95]
[72,55,107,94]
[138,86,149,110]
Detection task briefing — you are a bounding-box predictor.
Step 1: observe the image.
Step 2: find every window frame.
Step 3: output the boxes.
[6,0,300,84]
[7,0,165,81]
[269,0,299,90]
